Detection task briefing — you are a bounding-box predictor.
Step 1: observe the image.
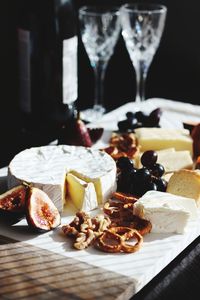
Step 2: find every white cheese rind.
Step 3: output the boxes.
[133,191,198,234]
[7,145,117,212]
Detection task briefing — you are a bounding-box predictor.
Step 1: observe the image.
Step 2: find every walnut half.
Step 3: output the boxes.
[62,211,111,250]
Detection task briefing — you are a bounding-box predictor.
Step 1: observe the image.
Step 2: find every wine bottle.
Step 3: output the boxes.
[17,0,78,129]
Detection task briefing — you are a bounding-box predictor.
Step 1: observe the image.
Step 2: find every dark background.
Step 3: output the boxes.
[1,0,200,166]
[75,0,200,111]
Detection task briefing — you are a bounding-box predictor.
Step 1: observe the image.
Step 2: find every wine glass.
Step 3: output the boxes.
[120,3,167,103]
[78,6,121,122]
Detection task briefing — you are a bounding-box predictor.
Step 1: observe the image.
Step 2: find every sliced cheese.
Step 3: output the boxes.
[133,190,198,234]
[136,147,193,173]
[135,128,193,155]
[157,150,193,173]
[167,169,200,206]
[7,145,117,212]
[136,148,175,169]
[66,173,98,211]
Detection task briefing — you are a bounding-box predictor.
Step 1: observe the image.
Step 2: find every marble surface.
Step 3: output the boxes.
[0,98,200,299]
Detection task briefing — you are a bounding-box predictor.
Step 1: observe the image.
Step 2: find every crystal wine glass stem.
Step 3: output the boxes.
[135,60,148,103]
[93,61,107,109]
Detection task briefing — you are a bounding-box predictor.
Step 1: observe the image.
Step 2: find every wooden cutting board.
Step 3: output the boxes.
[0,237,136,300]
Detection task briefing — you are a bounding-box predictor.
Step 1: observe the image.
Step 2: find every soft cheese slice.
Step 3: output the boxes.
[66,173,98,211]
[135,128,193,155]
[133,191,198,234]
[7,145,117,212]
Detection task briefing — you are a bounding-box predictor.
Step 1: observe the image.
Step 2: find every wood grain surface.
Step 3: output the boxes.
[0,236,135,300]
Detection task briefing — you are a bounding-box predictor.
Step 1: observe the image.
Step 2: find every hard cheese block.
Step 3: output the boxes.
[7,145,117,212]
[133,190,198,233]
[135,128,193,155]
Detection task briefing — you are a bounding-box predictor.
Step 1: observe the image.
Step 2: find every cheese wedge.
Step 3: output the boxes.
[70,170,115,205]
[135,128,193,155]
[133,191,198,234]
[167,169,200,206]
[66,173,98,211]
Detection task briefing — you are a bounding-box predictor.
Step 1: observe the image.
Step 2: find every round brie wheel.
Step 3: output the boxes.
[7,145,117,212]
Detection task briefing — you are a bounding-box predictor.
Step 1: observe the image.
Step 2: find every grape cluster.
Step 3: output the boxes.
[117,150,167,197]
[117,108,162,132]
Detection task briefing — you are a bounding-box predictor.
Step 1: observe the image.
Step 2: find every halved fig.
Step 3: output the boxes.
[0,184,29,214]
[26,187,61,231]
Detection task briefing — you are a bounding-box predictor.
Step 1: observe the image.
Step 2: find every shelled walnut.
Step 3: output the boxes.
[62,211,111,250]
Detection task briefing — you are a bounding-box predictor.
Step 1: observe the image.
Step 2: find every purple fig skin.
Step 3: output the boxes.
[0,184,29,214]
[74,119,93,147]
[26,187,61,231]
[59,113,93,147]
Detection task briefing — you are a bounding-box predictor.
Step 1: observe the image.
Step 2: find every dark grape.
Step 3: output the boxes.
[118,107,162,133]
[117,118,138,132]
[117,170,133,193]
[129,167,137,179]
[135,111,148,123]
[130,181,144,197]
[153,177,167,192]
[135,167,151,183]
[116,157,134,171]
[128,117,138,129]
[117,176,129,193]
[116,134,166,195]
[144,181,158,193]
[126,111,135,120]
[150,163,165,178]
[141,150,158,168]
[117,120,130,132]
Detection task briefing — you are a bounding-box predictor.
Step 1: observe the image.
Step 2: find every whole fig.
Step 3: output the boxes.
[73,112,93,147]
[58,111,92,147]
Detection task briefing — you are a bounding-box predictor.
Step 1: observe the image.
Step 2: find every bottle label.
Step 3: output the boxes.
[63,36,78,104]
[18,28,31,113]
